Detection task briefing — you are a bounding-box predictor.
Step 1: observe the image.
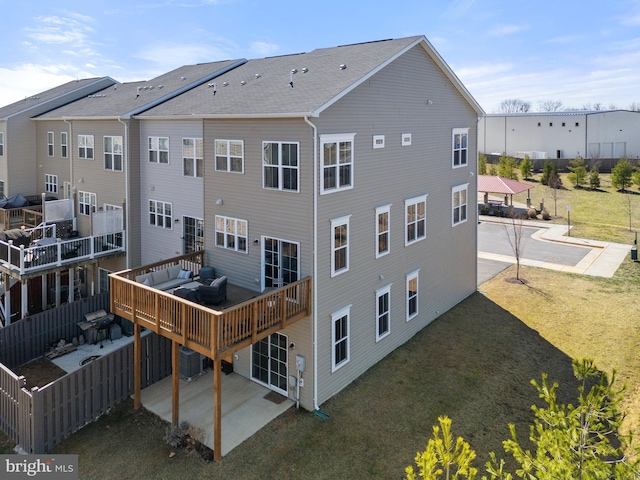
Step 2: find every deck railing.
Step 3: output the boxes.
[0,199,43,231]
[110,254,311,359]
[0,230,125,276]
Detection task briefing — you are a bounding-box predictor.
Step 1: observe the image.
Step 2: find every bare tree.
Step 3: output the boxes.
[538,100,563,112]
[498,98,531,113]
[629,102,640,112]
[504,212,526,282]
[582,102,603,111]
[549,173,562,217]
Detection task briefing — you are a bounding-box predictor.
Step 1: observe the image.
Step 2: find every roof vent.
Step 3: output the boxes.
[223,82,229,87]
[302,67,309,73]
[290,68,298,88]
[255,73,261,79]
[158,85,164,89]
[181,76,187,81]
[339,64,347,70]
[240,80,246,86]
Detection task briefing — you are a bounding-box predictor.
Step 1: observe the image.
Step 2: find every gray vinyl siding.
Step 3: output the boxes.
[203,118,313,291]
[0,121,7,193]
[35,120,72,195]
[70,120,128,237]
[126,119,142,268]
[138,120,204,265]
[311,45,479,405]
[6,116,38,196]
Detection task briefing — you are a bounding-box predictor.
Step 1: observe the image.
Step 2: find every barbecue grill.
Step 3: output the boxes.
[77,309,115,348]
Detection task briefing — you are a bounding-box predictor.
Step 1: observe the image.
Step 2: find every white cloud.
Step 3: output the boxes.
[249,41,278,57]
[26,15,95,46]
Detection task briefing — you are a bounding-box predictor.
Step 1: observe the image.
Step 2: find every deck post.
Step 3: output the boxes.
[213,357,222,461]
[133,322,141,409]
[20,281,28,318]
[4,273,10,325]
[171,341,180,427]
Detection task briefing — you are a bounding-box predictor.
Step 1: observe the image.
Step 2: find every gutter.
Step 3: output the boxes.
[133,112,318,121]
[303,115,320,411]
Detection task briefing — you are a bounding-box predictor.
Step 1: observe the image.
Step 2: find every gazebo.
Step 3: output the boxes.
[478,175,533,208]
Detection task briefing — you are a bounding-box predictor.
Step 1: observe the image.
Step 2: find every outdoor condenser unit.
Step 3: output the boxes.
[179,346,203,381]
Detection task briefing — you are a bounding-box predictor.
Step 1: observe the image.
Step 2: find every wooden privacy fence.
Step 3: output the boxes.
[0,293,173,453]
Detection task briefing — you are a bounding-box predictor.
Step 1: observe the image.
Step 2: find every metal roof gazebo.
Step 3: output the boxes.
[478,175,533,208]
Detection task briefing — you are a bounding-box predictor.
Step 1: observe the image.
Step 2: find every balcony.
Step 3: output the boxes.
[109,251,312,361]
[0,224,125,279]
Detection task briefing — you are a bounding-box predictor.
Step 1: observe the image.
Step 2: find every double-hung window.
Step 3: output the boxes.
[79,191,97,216]
[331,305,351,372]
[406,270,419,321]
[47,132,54,157]
[452,128,469,168]
[263,141,299,191]
[0,132,4,156]
[149,137,169,164]
[376,285,391,341]
[149,200,172,228]
[78,135,94,159]
[321,133,355,194]
[183,216,204,254]
[61,132,68,158]
[405,194,427,245]
[215,139,243,173]
[452,183,469,226]
[215,215,247,253]
[183,138,203,177]
[331,215,350,277]
[104,136,123,171]
[45,174,58,194]
[375,204,391,258]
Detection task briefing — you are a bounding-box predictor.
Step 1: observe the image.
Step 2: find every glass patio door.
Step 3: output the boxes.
[263,237,299,289]
[251,333,288,395]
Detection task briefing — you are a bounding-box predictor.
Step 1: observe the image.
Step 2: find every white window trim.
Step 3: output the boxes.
[45,174,58,194]
[262,141,300,192]
[0,132,4,156]
[78,134,94,160]
[375,204,391,258]
[148,136,169,164]
[182,138,203,177]
[372,135,385,149]
[452,183,469,227]
[320,133,355,195]
[406,269,420,322]
[402,133,412,146]
[404,194,428,246]
[79,191,97,216]
[149,199,173,229]
[331,304,351,372]
[104,136,123,172]
[215,139,244,174]
[47,132,54,157]
[376,284,392,342]
[60,132,68,158]
[331,214,351,277]
[215,215,248,253]
[452,128,469,168]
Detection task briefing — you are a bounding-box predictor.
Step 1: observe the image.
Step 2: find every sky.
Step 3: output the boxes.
[1,0,640,113]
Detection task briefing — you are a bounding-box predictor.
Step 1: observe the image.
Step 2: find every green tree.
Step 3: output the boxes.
[540,160,561,187]
[488,164,498,176]
[566,156,587,188]
[518,155,533,180]
[498,155,518,180]
[406,359,640,480]
[589,167,601,190]
[611,157,634,191]
[478,153,487,175]
[632,167,640,190]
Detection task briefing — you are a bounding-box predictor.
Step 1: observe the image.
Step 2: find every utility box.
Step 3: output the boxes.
[631,246,637,261]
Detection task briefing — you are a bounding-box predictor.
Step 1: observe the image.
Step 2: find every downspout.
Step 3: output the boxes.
[63,118,75,228]
[304,115,320,411]
[118,118,130,268]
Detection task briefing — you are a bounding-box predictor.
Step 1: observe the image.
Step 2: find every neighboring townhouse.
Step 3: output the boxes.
[479,110,640,163]
[135,35,483,414]
[0,77,116,198]
[0,60,244,322]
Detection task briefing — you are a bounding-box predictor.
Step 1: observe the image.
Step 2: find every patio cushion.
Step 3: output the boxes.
[151,268,170,285]
[136,273,154,286]
[177,269,192,279]
[166,264,182,279]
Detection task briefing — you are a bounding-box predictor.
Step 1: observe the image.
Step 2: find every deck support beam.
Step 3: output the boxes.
[133,322,141,409]
[213,357,222,461]
[171,341,180,427]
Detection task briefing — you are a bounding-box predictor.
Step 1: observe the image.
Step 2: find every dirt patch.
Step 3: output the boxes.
[13,358,67,390]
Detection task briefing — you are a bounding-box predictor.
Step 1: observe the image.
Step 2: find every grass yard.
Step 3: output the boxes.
[30,255,637,479]
[510,172,640,244]
[1,171,639,478]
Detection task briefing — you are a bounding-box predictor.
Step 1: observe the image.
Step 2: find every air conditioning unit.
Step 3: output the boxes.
[179,346,203,381]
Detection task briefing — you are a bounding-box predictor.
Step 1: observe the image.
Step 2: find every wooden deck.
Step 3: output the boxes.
[108,251,312,460]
